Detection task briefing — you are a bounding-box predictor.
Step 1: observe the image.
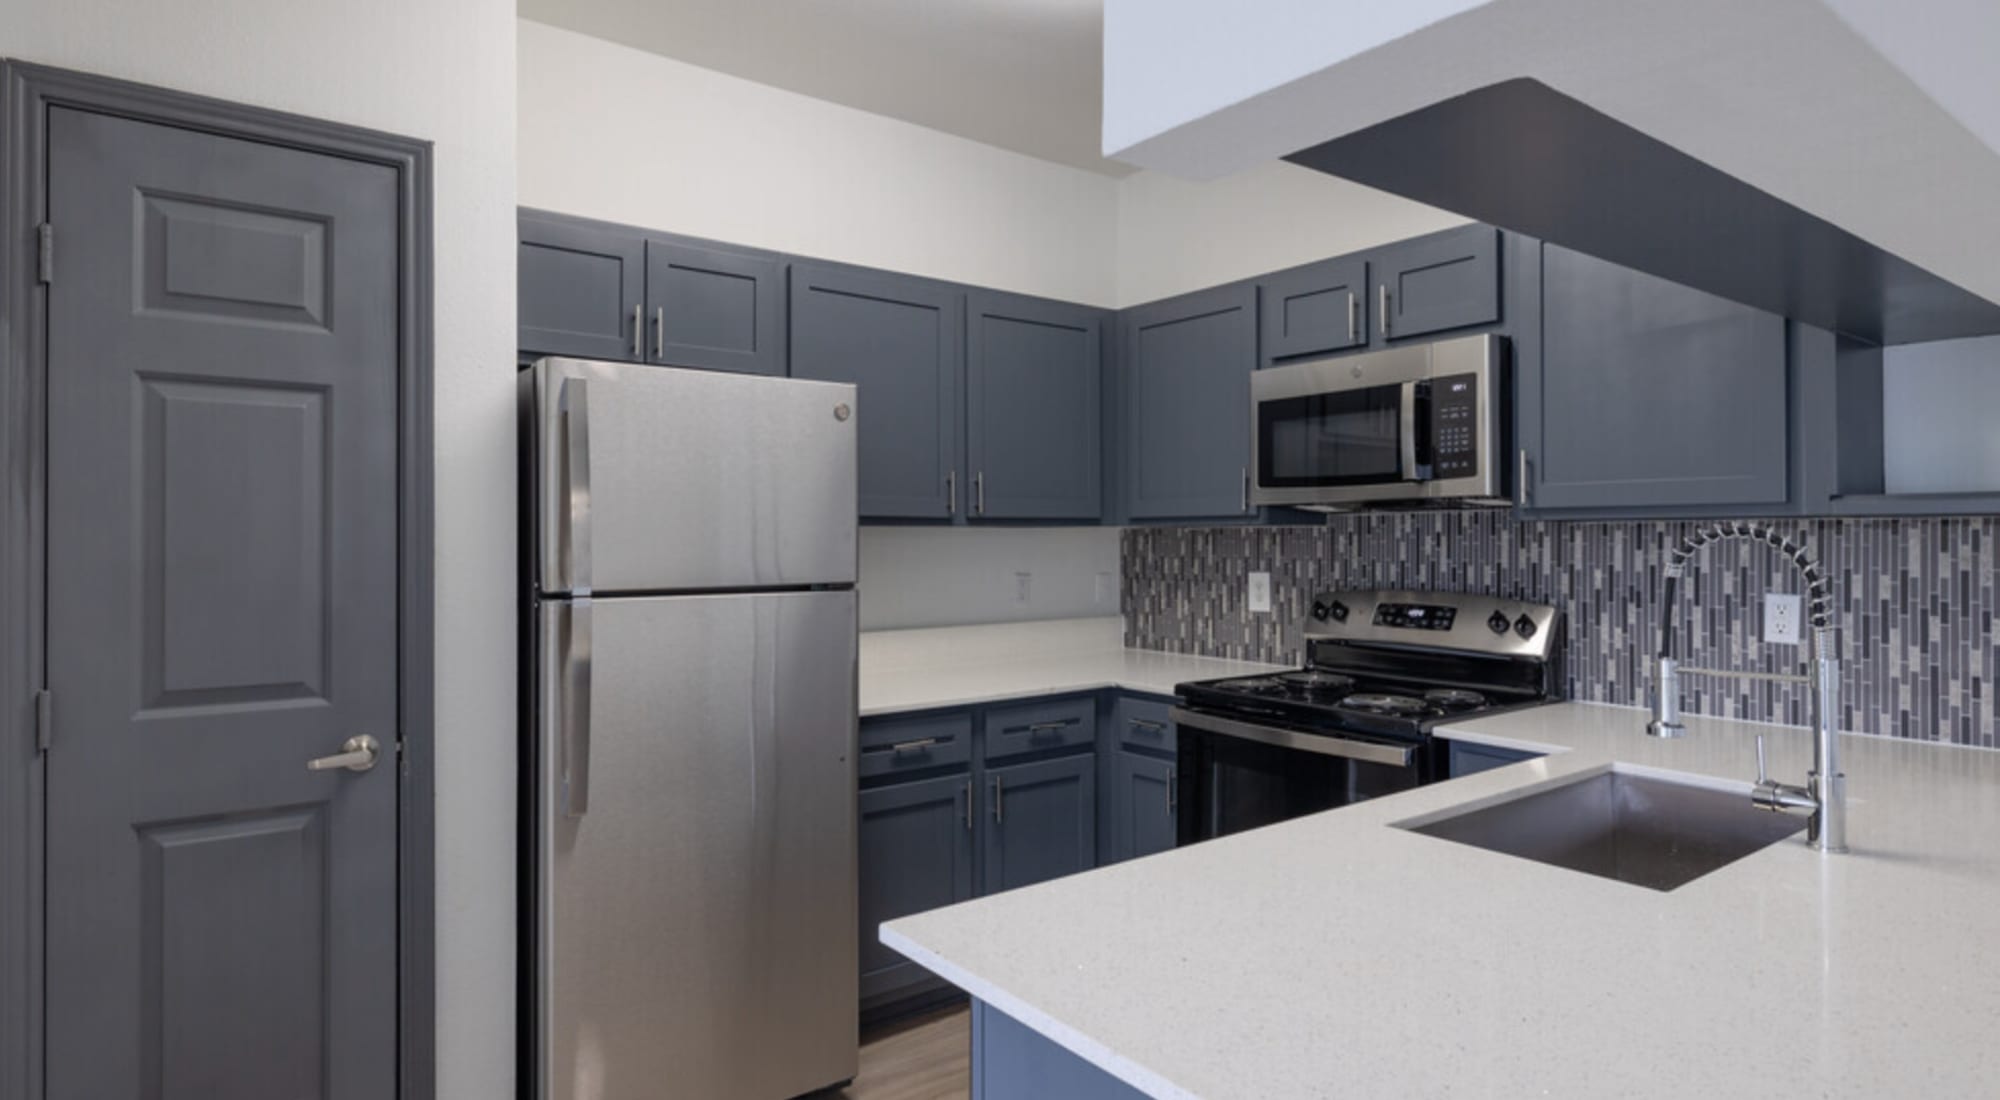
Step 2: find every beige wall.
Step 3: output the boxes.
[0,2,519,1097]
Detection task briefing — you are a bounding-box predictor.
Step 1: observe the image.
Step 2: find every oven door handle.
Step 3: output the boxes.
[1169,707,1416,768]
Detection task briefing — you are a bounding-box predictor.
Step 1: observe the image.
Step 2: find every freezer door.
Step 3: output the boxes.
[537,590,859,1100]
[533,357,858,594]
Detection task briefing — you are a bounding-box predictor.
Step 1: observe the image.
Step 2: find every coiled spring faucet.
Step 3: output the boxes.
[1649,522,1847,853]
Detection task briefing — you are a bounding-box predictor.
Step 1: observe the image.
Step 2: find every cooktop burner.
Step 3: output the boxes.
[1278,670,1358,694]
[1338,693,1434,717]
[1424,688,1490,711]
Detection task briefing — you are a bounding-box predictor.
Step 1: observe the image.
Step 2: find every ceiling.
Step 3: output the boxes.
[517,0,1128,175]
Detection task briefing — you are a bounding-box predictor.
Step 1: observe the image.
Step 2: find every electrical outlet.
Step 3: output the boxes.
[1247,571,1272,613]
[1015,571,1031,603]
[1763,593,1802,645]
[1094,572,1113,605]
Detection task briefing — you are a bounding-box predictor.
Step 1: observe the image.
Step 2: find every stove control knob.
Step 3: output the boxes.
[1514,614,1539,640]
[1311,600,1331,622]
[1329,600,1349,622]
[1487,611,1511,635]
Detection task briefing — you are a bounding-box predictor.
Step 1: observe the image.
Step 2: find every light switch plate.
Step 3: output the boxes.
[1763,593,1802,645]
[1247,571,1272,613]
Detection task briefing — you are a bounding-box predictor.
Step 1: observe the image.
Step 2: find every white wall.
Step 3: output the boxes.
[0,3,519,1098]
[1883,335,2000,494]
[518,19,1119,307]
[859,527,1121,631]
[1113,161,1467,306]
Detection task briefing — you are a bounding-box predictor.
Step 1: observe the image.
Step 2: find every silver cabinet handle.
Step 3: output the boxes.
[631,303,643,360]
[963,779,974,832]
[889,737,939,754]
[1129,719,1166,733]
[1517,448,1533,507]
[653,306,664,360]
[308,735,380,773]
[1241,466,1250,514]
[554,599,594,818]
[1379,284,1391,338]
[1168,767,1177,815]
[974,472,986,516]
[946,470,956,516]
[991,776,1004,824]
[559,377,593,595]
[1346,291,1358,343]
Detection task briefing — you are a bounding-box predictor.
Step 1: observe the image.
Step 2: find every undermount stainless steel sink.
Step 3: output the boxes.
[1399,767,1808,891]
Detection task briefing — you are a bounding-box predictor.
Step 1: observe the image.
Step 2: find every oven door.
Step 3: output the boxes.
[1252,373,1423,508]
[1171,708,1438,845]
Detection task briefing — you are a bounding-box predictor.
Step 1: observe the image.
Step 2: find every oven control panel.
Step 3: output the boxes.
[1372,603,1458,632]
[1428,372,1480,479]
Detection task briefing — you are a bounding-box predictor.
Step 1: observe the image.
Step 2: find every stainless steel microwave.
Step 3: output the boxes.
[1250,333,1508,510]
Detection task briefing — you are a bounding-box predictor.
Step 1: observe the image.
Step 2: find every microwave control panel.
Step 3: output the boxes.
[1429,372,1480,479]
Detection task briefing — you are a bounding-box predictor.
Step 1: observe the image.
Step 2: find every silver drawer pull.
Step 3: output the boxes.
[1129,719,1166,733]
[1026,721,1069,734]
[889,737,939,754]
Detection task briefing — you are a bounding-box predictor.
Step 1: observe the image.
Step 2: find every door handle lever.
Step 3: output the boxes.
[308,735,381,773]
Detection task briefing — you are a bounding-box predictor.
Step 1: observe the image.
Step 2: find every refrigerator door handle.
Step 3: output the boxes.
[556,598,594,818]
[560,376,594,596]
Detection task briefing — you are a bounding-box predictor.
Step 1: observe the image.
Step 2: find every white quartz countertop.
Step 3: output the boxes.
[858,617,1286,717]
[883,701,2000,1098]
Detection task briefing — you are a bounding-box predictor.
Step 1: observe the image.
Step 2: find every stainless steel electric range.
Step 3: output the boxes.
[1172,589,1564,844]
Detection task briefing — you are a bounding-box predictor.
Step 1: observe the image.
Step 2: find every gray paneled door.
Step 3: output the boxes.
[43,108,401,1098]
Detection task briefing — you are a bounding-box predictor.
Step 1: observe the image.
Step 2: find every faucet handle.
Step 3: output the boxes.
[1755,734,1769,786]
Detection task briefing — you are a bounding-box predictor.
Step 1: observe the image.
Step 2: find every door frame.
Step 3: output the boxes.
[0,62,436,1100]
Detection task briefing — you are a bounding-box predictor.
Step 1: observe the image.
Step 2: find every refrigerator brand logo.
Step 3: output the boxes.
[834,403,851,421]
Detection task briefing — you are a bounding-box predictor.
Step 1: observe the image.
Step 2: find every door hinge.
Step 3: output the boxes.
[36,223,53,284]
[34,689,52,753]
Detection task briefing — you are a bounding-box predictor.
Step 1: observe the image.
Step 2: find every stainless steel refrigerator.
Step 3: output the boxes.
[522,357,860,1100]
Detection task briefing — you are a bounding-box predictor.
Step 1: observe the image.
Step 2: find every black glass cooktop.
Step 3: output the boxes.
[1175,670,1538,741]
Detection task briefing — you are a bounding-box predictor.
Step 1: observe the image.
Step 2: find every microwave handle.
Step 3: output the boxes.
[1399,380,1421,481]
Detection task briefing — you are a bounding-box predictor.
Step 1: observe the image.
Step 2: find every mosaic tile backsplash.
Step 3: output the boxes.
[1123,515,1996,746]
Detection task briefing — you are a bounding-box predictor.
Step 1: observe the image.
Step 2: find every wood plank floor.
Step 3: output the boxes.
[835,1005,970,1100]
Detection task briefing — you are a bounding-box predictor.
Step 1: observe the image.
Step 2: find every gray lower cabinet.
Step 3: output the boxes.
[791,262,964,519]
[857,773,975,1003]
[643,239,786,376]
[966,291,1105,519]
[1523,244,1788,512]
[1120,283,1257,520]
[980,754,1097,896]
[1108,751,1176,863]
[518,211,644,361]
[1371,224,1501,341]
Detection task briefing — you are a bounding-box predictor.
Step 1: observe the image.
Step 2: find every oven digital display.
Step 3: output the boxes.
[1373,603,1457,631]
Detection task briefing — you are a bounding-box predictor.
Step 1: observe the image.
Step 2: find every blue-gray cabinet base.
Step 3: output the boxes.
[980,754,1096,895]
[972,1001,1147,1100]
[1108,751,1176,863]
[858,774,974,1004]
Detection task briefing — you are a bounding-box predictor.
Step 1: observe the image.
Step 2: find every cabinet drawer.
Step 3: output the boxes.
[983,696,1096,762]
[1117,696,1176,753]
[859,711,972,780]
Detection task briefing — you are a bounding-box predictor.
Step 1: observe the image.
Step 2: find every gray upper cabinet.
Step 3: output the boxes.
[643,239,786,376]
[519,211,644,361]
[1372,224,1500,341]
[790,262,965,519]
[1259,257,1368,365]
[1121,284,1257,520]
[1525,244,1788,512]
[966,291,1104,519]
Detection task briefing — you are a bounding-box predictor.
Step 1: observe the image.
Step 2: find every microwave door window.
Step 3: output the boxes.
[1262,388,1403,486]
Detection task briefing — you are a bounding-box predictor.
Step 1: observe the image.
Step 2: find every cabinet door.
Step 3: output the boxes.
[1528,244,1788,511]
[966,291,1104,519]
[1109,751,1177,864]
[518,212,644,360]
[1121,284,1256,519]
[980,755,1096,896]
[644,239,786,376]
[1372,224,1499,341]
[1260,256,1368,364]
[791,263,964,518]
[858,774,975,1001]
